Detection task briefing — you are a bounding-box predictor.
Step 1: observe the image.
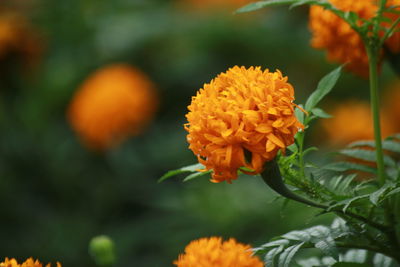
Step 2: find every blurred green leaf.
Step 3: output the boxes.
[182,170,211,182]
[158,163,205,183]
[236,0,324,14]
[339,149,396,167]
[278,242,305,267]
[311,108,332,119]
[322,162,377,174]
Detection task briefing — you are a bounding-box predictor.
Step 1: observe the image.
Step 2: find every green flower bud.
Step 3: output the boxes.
[89,235,115,267]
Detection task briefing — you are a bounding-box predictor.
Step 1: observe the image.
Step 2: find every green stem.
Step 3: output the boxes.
[261,160,389,232]
[297,131,306,179]
[365,45,386,186]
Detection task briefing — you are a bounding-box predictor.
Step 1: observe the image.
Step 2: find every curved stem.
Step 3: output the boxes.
[261,160,389,232]
[365,45,386,186]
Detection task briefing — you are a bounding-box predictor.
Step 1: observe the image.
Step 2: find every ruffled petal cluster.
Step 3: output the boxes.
[0,258,61,267]
[185,66,303,183]
[68,64,157,150]
[309,0,377,77]
[174,237,264,267]
[321,100,395,146]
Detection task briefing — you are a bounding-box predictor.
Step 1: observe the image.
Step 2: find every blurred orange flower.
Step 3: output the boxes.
[0,258,61,267]
[321,100,395,146]
[174,237,263,267]
[383,0,400,54]
[185,66,303,183]
[309,0,377,77]
[68,64,158,151]
[383,80,400,132]
[0,10,42,67]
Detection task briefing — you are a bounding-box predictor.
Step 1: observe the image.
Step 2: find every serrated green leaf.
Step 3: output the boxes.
[311,108,332,118]
[328,195,369,213]
[264,245,285,267]
[342,249,367,263]
[278,242,305,267]
[305,66,342,111]
[385,187,400,198]
[315,238,339,260]
[158,163,205,183]
[282,230,311,242]
[339,149,396,167]
[322,161,377,174]
[332,263,370,267]
[349,139,400,153]
[335,174,357,193]
[369,183,393,205]
[373,253,393,267]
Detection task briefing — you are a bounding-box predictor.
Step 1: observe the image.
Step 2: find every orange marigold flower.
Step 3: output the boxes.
[68,64,157,150]
[185,66,303,183]
[321,100,395,146]
[0,258,61,267]
[309,0,378,77]
[174,237,264,267]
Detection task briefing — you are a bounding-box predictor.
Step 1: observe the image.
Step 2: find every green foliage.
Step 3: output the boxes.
[305,66,343,112]
[158,163,211,182]
[253,219,349,266]
[236,0,331,14]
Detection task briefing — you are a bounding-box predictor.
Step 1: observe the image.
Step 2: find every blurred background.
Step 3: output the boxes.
[1,0,400,266]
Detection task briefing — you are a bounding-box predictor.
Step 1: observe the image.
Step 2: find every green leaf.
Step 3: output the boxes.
[322,162,377,174]
[236,0,308,13]
[349,139,400,153]
[158,163,205,183]
[311,108,332,118]
[278,242,305,267]
[384,187,400,199]
[295,105,305,124]
[315,238,339,260]
[183,170,211,182]
[265,245,285,266]
[328,195,369,213]
[339,149,396,167]
[332,263,370,267]
[369,183,393,206]
[305,66,342,111]
[373,253,394,267]
[341,249,367,263]
[282,231,311,242]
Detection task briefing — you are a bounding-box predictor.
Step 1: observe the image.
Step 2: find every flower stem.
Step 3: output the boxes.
[365,44,386,185]
[261,160,389,232]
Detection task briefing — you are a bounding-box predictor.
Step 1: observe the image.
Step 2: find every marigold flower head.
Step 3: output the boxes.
[185,66,303,183]
[309,0,378,77]
[321,100,394,146]
[0,258,61,267]
[174,237,264,267]
[68,64,158,150]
